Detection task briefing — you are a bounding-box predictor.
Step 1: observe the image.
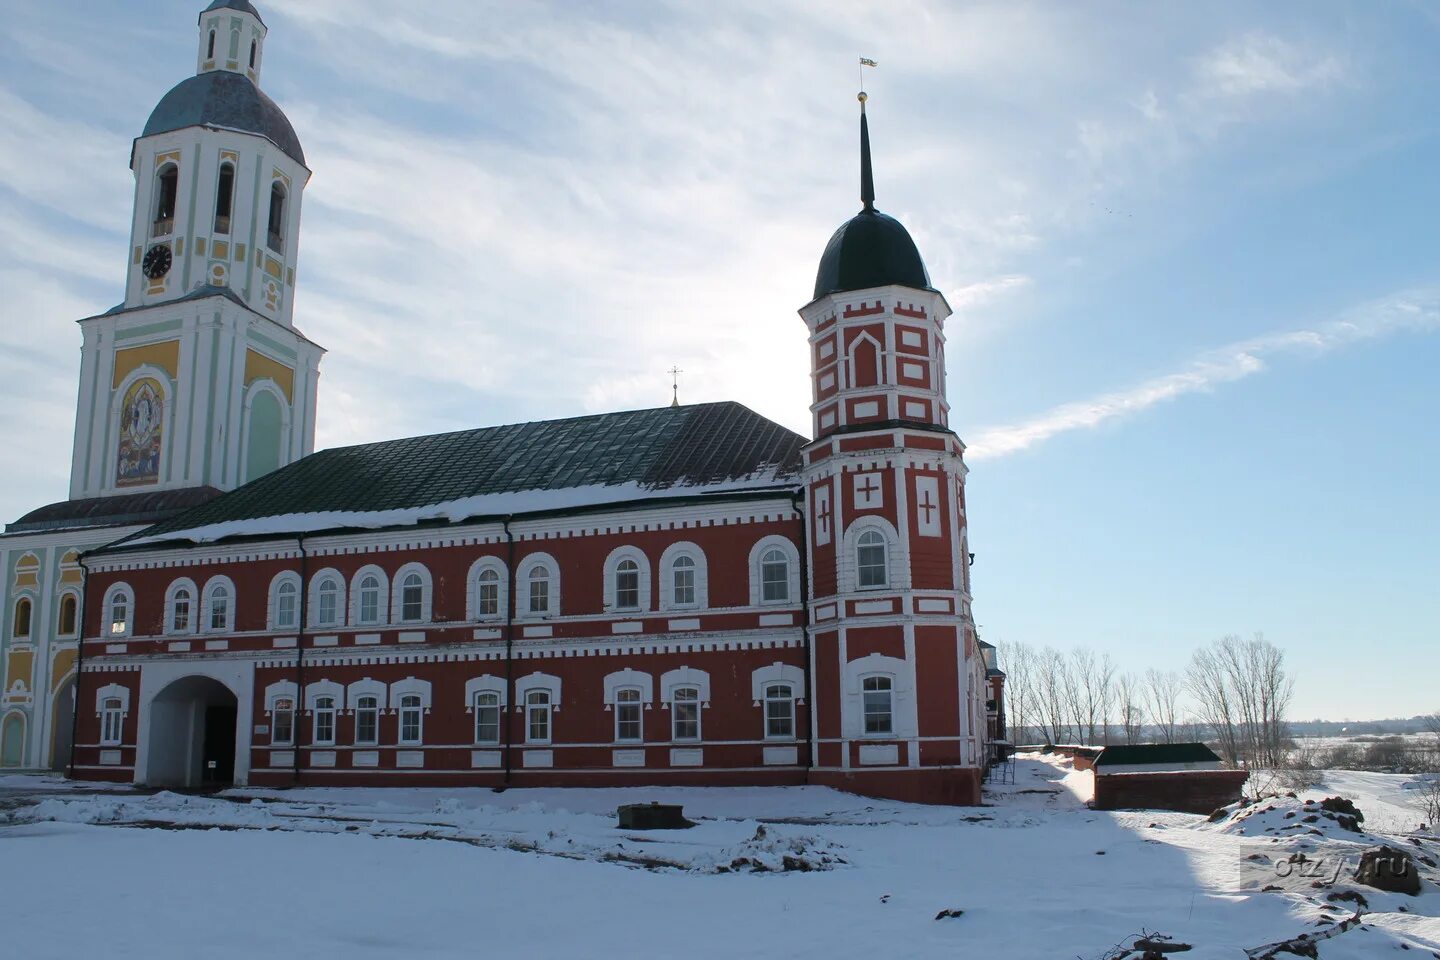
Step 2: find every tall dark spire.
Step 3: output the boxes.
[859,92,875,212]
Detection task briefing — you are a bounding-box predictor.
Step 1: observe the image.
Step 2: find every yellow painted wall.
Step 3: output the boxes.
[245,349,295,402]
[113,340,181,388]
[5,650,32,690]
[50,650,76,693]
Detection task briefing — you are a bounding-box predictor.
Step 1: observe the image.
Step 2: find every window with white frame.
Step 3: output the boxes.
[614,559,640,609]
[106,585,133,637]
[862,676,893,735]
[357,575,382,625]
[354,695,380,745]
[476,569,501,618]
[399,573,425,623]
[672,687,701,741]
[614,688,643,742]
[57,593,78,637]
[764,683,795,739]
[271,697,295,745]
[473,691,500,744]
[856,530,889,588]
[525,690,551,743]
[313,696,337,745]
[100,698,124,745]
[205,582,232,631]
[527,565,550,615]
[13,597,32,639]
[313,574,342,627]
[398,694,423,744]
[671,556,696,606]
[761,549,790,602]
[274,580,298,630]
[170,587,192,633]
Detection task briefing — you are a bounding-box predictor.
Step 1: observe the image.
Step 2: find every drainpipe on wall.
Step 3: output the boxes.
[291,535,309,787]
[67,553,90,781]
[792,489,815,776]
[500,517,515,789]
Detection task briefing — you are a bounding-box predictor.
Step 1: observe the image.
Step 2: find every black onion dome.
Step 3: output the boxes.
[813,209,932,299]
[144,71,304,165]
[202,0,264,24]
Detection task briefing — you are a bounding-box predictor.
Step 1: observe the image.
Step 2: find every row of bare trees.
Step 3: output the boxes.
[1000,633,1293,768]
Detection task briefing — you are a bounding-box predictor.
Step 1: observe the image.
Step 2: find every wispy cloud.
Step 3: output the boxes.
[966,290,1440,460]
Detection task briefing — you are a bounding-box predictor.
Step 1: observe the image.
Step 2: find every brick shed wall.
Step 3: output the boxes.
[1092,769,1249,814]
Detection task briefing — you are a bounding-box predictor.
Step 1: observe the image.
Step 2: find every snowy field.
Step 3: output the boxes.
[2,757,1438,959]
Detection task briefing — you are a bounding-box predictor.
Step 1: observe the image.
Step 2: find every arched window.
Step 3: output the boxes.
[313,575,341,627]
[527,565,550,615]
[207,29,216,60]
[764,683,795,740]
[672,687,701,741]
[399,573,424,623]
[13,598,31,639]
[100,698,125,746]
[476,569,500,617]
[312,696,337,745]
[170,588,193,633]
[271,697,295,745]
[761,549,790,602]
[153,163,179,237]
[354,695,379,745]
[398,694,423,744]
[357,575,382,625]
[266,182,286,252]
[205,582,232,632]
[614,688,642,743]
[671,556,695,607]
[862,676,893,735]
[214,161,235,234]
[57,594,78,637]
[106,586,133,637]
[274,580,298,630]
[525,690,551,743]
[857,530,888,588]
[249,39,257,69]
[614,559,640,610]
[473,691,500,744]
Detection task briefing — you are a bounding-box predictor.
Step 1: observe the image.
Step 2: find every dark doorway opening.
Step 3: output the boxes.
[147,676,240,788]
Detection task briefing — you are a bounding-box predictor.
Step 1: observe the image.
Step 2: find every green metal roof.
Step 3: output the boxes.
[115,402,805,547]
[1094,743,1222,768]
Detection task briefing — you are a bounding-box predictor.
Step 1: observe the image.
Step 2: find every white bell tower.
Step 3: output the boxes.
[68,0,323,502]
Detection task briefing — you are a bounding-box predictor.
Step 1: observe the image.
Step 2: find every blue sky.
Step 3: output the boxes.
[1,1,1436,720]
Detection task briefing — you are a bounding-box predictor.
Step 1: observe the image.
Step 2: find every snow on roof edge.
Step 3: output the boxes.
[123,477,800,549]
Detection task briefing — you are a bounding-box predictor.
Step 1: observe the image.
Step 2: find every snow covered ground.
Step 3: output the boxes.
[2,755,1437,959]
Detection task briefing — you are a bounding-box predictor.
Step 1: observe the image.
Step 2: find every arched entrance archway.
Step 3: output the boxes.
[0,712,25,767]
[50,677,76,772]
[146,676,239,788]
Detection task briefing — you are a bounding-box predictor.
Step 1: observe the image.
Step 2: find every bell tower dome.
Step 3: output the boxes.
[197,0,267,84]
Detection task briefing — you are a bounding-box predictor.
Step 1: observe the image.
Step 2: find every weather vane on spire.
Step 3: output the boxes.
[858,58,877,211]
[668,365,684,407]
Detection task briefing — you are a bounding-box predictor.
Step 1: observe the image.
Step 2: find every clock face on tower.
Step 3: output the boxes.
[142,243,173,280]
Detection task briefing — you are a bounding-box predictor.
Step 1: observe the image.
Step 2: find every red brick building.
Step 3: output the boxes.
[70,9,1000,805]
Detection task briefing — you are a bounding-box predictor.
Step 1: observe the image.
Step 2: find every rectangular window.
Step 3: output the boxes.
[528,579,549,614]
[276,589,297,629]
[399,696,423,744]
[672,688,700,741]
[172,596,191,633]
[354,697,379,745]
[764,684,794,739]
[100,699,124,746]
[209,597,228,631]
[473,692,500,744]
[271,698,294,745]
[526,692,551,743]
[615,689,642,742]
[318,589,337,626]
[313,698,336,745]
[478,579,499,617]
[672,566,695,606]
[862,677,893,735]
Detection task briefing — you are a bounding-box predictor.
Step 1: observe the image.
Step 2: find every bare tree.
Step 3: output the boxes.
[998,641,1037,743]
[1144,669,1183,743]
[1187,634,1294,768]
[1116,672,1145,745]
[1035,646,1071,744]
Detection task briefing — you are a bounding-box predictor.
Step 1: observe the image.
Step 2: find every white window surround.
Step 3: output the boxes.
[846,330,884,388]
[94,682,132,716]
[516,552,560,619]
[657,542,708,611]
[659,666,711,706]
[602,669,654,705]
[391,562,433,624]
[348,565,389,626]
[264,680,298,714]
[841,654,917,740]
[602,545,652,613]
[747,536,801,606]
[465,556,508,621]
[200,575,237,633]
[750,663,805,703]
[514,671,561,712]
[304,679,344,712]
[163,577,199,635]
[464,674,508,710]
[56,589,81,638]
[267,571,302,631]
[308,568,345,628]
[103,582,135,638]
[385,676,432,712]
[841,517,904,593]
[346,677,388,712]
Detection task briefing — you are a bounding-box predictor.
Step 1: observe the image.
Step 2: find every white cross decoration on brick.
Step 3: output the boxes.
[853,471,883,510]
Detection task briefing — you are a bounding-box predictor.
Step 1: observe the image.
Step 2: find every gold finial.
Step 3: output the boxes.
[858,91,868,104]
[668,365,684,407]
